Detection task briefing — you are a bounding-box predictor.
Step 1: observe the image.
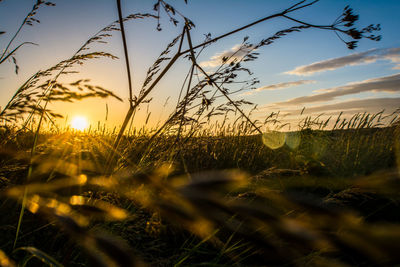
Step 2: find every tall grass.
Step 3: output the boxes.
[1,109,399,266]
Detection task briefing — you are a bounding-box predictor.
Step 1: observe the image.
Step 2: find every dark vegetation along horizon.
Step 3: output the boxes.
[1,0,400,266]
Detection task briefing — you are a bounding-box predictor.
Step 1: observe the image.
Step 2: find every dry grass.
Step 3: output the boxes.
[0,114,399,266]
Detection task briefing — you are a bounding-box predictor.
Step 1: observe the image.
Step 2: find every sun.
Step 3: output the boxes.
[70,116,89,131]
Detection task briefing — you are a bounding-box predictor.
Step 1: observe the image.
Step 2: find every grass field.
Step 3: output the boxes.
[1,113,400,266]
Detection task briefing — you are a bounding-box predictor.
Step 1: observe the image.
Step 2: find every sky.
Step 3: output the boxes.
[1,0,399,131]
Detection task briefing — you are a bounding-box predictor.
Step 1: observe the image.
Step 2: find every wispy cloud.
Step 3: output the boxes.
[285,47,400,76]
[283,97,400,115]
[243,80,315,95]
[258,97,400,130]
[200,44,253,68]
[273,73,400,106]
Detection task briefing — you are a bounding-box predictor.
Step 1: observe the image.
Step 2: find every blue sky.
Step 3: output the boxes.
[1,0,399,129]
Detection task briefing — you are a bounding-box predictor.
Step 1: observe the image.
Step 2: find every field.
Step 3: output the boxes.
[1,0,400,266]
[1,115,400,266]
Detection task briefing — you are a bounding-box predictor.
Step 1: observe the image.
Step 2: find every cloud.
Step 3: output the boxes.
[285,47,400,76]
[243,80,315,95]
[200,44,254,68]
[283,97,400,115]
[273,73,400,106]
[258,98,400,130]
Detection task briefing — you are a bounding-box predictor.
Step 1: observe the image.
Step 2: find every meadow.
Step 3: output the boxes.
[1,0,400,266]
[0,114,399,266]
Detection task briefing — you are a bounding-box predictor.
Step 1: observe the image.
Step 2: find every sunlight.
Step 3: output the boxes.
[70,116,89,131]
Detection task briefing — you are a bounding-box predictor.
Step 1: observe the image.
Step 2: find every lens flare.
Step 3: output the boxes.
[262,131,286,150]
[285,132,301,150]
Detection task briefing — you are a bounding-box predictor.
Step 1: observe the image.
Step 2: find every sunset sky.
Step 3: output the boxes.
[1,0,399,130]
